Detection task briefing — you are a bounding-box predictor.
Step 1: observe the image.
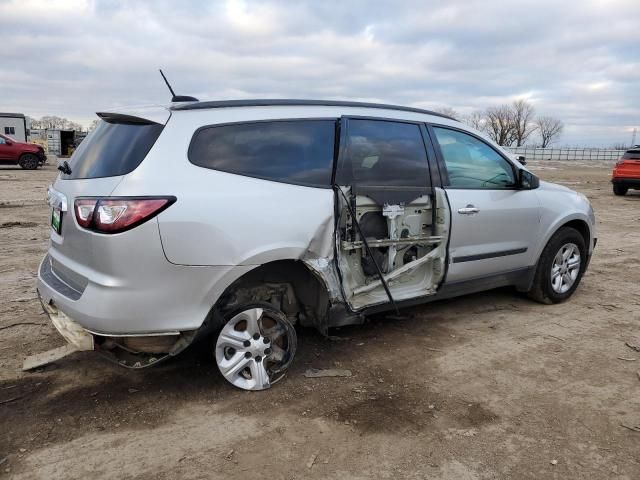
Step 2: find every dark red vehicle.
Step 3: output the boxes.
[612,146,640,196]
[0,133,47,169]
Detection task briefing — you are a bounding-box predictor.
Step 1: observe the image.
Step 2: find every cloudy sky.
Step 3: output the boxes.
[1,0,638,146]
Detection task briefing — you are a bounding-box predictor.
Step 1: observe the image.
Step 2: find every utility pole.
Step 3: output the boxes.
[631,128,637,147]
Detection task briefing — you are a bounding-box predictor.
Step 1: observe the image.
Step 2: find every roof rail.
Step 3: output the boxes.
[170,99,456,121]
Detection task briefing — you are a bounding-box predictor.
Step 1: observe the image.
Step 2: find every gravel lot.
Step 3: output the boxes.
[1,161,639,479]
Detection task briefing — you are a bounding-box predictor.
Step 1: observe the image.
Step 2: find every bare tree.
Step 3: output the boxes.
[88,119,100,132]
[65,120,84,131]
[462,111,485,131]
[511,99,536,147]
[29,117,42,129]
[28,115,85,131]
[434,107,459,120]
[535,116,564,148]
[40,115,69,129]
[484,105,516,146]
[38,116,67,129]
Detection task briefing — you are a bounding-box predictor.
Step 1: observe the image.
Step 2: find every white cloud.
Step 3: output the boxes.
[0,0,637,146]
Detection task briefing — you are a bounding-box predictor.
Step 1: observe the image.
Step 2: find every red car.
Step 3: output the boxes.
[612,146,640,196]
[0,133,47,169]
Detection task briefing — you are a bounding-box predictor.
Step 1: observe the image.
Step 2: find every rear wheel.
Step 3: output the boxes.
[19,154,39,170]
[528,227,586,304]
[613,184,628,196]
[215,303,297,391]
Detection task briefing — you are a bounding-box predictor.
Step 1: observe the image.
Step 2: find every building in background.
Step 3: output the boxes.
[0,113,28,142]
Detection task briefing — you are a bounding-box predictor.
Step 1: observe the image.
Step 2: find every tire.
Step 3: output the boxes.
[19,154,39,170]
[527,227,587,304]
[613,184,628,196]
[214,302,297,391]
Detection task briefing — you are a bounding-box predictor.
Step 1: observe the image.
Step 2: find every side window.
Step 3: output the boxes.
[433,127,516,189]
[0,137,5,145]
[4,127,15,135]
[189,120,335,187]
[338,119,430,187]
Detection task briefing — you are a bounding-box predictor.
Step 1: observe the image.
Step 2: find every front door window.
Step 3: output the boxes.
[433,127,515,189]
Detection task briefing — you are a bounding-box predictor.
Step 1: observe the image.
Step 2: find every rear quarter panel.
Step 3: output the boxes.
[156,171,335,266]
[111,108,336,266]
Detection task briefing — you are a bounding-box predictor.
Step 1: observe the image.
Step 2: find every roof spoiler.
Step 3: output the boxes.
[96,112,161,125]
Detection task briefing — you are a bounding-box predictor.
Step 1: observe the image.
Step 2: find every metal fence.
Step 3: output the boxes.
[505,147,625,162]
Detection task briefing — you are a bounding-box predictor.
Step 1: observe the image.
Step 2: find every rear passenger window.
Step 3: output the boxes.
[189,120,335,187]
[337,119,430,187]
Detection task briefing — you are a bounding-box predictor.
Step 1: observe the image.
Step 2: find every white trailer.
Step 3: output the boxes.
[0,113,27,142]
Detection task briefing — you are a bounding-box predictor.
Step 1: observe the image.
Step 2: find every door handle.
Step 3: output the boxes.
[458,205,479,215]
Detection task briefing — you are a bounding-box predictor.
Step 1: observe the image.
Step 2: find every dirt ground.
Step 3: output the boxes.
[1,161,639,479]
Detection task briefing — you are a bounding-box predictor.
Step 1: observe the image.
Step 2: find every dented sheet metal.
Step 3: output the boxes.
[303,257,343,303]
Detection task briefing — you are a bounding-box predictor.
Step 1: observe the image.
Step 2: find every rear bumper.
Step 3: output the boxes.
[38,290,94,351]
[612,177,640,188]
[37,252,253,336]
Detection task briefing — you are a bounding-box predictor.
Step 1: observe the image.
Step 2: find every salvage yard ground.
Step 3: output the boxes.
[1,161,639,479]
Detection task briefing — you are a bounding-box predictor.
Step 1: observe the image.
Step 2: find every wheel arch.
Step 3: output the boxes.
[526,217,591,303]
[208,259,334,333]
[560,219,591,252]
[19,151,36,160]
[533,213,593,263]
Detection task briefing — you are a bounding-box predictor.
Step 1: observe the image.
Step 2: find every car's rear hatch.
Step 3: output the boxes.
[46,107,170,293]
[615,149,640,178]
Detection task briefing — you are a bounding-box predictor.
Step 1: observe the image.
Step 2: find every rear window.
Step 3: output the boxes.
[623,149,640,160]
[63,120,164,179]
[188,120,336,187]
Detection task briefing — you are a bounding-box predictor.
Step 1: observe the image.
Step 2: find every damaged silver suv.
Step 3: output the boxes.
[37,99,596,390]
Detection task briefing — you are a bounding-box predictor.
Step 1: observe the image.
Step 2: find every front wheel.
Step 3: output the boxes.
[214,303,297,391]
[613,184,628,196]
[19,153,39,170]
[528,227,587,304]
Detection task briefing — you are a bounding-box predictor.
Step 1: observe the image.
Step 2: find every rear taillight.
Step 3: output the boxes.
[73,197,176,234]
[74,199,97,228]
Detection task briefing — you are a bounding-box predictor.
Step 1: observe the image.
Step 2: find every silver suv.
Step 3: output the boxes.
[38,99,596,390]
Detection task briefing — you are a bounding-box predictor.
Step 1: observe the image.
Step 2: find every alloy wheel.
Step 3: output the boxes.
[550,242,581,294]
[20,155,39,169]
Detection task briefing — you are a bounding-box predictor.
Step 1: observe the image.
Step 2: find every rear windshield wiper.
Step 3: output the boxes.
[58,161,72,175]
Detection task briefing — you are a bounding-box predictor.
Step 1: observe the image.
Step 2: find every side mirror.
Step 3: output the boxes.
[5,141,13,146]
[515,154,526,165]
[519,169,539,190]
